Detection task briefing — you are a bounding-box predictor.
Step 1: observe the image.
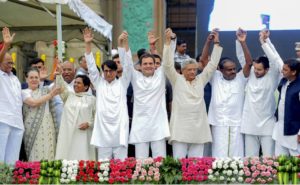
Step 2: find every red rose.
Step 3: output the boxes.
[108,178,115,184]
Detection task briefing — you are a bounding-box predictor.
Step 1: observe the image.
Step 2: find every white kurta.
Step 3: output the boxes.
[55,75,96,160]
[128,55,170,144]
[241,38,283,135]
[272,81,299,150]
[208,71,247,126]
[163,44,223,144]
[86,49,131,148]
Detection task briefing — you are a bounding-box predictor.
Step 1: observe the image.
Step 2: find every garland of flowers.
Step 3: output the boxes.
[12,161,40,184]
[180,157,214,183]
[109,158,136,183]
[60,160,78,184]
[132,157,163,183]
[7,156,300,184]
[208,157,244,183]
[243,156,278,184]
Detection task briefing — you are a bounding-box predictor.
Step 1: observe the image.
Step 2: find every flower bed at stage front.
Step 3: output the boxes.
[4,155,300,184]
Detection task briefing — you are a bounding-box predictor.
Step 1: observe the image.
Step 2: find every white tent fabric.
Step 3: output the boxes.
[0,0,112,41]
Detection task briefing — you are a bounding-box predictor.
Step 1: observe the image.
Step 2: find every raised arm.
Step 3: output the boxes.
[236,28,252,78]
[23,87,61,107]
[55,64,70,102]
[83,28,101,86]
[260,29,283,73]
[199,33,214,67]
[148,31,159,55]
[118,31,133,88]
[0,27,15,62]
[199,29,223,84]
[163,28,180,86]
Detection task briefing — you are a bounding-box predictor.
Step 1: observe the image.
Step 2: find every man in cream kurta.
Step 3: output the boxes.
[163,28,223,158]
[128,40,170,159]
[240,30,283,157]
[84,29,131,160]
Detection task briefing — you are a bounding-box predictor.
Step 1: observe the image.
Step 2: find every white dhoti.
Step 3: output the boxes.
[211,126,244,157]
[172,141,204,158]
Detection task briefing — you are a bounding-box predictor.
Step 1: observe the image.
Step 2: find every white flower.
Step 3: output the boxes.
[231,177,236,182]
[214,171,219,176]
[233,169,238,175]
[238,170,244,176]
[98,172,102,177]
[208,169,213,174]
[227,170,232,176]
[103,171,108,177]
[212,163,217,169]
[67,169,73,174]
[73,169,78,174]
[71,176,76,181]
[217,163,222,169]
[219,176,225,181]
[99,177,104,182]
[65,179,70,184]
[61,173,67,178]
[62,160,68,167]
[208,175,214,180]
[62,167,67,173]
[60,179,65,183]
[67,174,72,179]
[212,177,217,181]
[223,164,229,169]
[239,162,244,168]
[104,177,109,181]
[104,167,110,172]
[230,163,237,170]
[73,160,78,165]
[238,177,243,182]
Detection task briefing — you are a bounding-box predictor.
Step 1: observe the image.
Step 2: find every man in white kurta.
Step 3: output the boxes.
[0,28,24,165]
[240,31,283,156]
[208,29,251,157]
[128,41,170,159]
[163,28,223,158]
[84,29,131,160]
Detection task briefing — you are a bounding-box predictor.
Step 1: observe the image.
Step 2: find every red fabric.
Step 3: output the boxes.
[0,42,3,51]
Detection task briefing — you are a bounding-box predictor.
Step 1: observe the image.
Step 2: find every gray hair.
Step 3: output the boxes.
[181,58,197,70]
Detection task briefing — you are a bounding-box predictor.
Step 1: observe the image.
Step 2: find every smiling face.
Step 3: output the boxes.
[0,53,13,74]
[26,70,40,90]
[140,56,155,77]
[182,63,198,81]
[73,77,87,93]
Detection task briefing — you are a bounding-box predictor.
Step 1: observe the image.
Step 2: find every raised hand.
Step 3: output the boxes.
[50,86,61,97]
[148,31,159,45]
[165,28,173,45]
[236,28,247,42]
[118,31,128,47]
[83,27,93,43]
[2,27,15,45]
[211,28,220,43]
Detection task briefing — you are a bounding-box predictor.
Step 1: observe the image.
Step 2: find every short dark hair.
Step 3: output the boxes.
[112,54,119,60]
[25,67,39,78]
[254,56,269,69]
[139,53,155,65]
[137,48,148,59]
[218,57,235,69]
[152,54,161,62]
[78,56,85,64]
[75,75,91,91]
[30,58,44,66]
[176,39,186,46]
[174,62,181,71]
[101,60,118,71]
[284,58,300,76]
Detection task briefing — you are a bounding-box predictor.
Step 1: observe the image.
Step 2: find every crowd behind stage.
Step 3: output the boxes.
[0,26,299,165]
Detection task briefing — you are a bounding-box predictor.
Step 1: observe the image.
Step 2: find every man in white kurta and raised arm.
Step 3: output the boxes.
[163,28,223,158]
[128,35,170,159]
[208,29,252,158]
[84,28,132,161]
[240,29,283,157]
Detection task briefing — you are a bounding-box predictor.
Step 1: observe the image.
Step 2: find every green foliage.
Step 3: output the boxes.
[160,156,182,184]
[0,162,13,184]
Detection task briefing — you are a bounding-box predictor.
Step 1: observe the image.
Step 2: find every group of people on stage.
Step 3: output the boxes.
[0,25,299,165]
